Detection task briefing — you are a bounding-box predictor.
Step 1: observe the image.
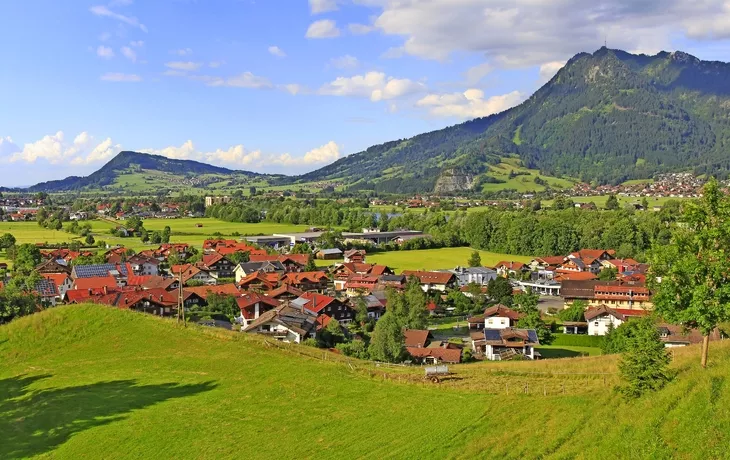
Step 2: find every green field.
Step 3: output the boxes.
[544,195,690,209]
[316,247,531,272]
[481,158,578,193]
[1,305,729,458]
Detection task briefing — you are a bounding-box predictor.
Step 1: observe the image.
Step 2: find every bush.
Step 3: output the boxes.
[551,333,604,348]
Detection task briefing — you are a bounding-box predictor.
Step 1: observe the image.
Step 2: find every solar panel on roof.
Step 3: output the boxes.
[74,264,129,278]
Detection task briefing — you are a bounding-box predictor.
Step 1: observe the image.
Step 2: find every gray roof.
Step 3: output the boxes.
[318,248,343,255]
[484,328,540,345]
[73,264,130,278]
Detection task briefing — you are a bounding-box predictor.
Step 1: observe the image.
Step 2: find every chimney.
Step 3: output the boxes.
[103,286,107,295]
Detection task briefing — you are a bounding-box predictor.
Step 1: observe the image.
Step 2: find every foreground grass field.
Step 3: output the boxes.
[2,306,729,459]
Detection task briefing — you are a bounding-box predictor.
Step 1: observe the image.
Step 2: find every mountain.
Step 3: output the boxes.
[29,151,264,193]
[300,47,730,193]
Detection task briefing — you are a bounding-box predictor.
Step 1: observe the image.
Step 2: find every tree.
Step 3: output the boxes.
[618,317,673,398]
[161,226,171,244]
[558,300,587,322]
[304,254,318,272]
[368,312,404,363]
[447,290,473,315]
[641,197,649,210]
[513,289,539,313]
[468,250,482,267]
[598,267,617,281]
[85,235,96,246]
[13,244,42,276]
[0,233,16,250]
[487,277,513,305]
[249,186,257,196]
[402,278,428,330]
[605,194,619,210]
[149,232,162,245]
[227,251,251,265]
[319,318,346,348]
[355,296,370,326]
[0,275,40,324]
[517,308,553,345]
[206,294,240,321]
[649,178,730,368]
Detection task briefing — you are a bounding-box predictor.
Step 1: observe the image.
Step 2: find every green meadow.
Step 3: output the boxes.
[1,305,729,459]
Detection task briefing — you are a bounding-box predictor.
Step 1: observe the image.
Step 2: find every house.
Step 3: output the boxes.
[473,328,540,360]
[316,248,343,260]
[448,266,497,287]
[343,249,366,264]
[657,325,723,348]
[35,259,72,276]
[601,258,640,274]
[34,279,61,306]
[401,271,456,292]
[96,289,180,316]
[235,292,281,327]
[238,271,281,291]
[293,292,355,324]
[43,273,73,301]
[561,280,652,311]
[584,306,649,336]
[72,276,119,292]
[562,321,589,335]
[467,305,522,330]
[242,303,318,343]
[200,254,235,279]
[127,254,160,276]
[183,284,241,305]
[357,294,386,320]
[234,261,285,283]
[282,271,329,292]
[377,274,406,290]
[406,345,462,365]
[171,264,217,286]
[333,263,393,290]
[404,329,433,348]
[344,275,379,297]
[142,276,180,292]
[71,263,133,286]
[493,261,528,278]
[248,254,309,272]
[266,284,305,301]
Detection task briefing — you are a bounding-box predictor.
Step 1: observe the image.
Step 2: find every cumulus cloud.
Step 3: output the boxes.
[539,61,566,83]
[268,45,287,58]
[165,61,202,71]
[362,0,730,67]
[319,72,426,102]
[417,89,523,118]
[89,5,147,32]
[0,137,19,157]
[329,55,359,69]
[309,0,339,14]
[121,46,137,62]
[100,73,142,82]
[281,84,306,95]
[306,19,341,38]
[142,140,341,169]
[97,45,115,59]
[3,131,121,166]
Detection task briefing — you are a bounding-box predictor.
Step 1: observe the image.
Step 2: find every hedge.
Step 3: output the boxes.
[551,333,604,348]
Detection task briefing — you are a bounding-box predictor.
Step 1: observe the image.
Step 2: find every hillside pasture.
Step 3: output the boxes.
[1,305,729,458]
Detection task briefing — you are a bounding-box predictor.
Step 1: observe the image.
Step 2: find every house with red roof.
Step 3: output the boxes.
[238,271,281,291]
[344,275,379,297]
[293,292,355,324]
[282,271,329,292]
[236,292,281,327]
[343,249,366,264]
[584,305,648,336]
[200,253,235,279]
[43,273,73,301]
[401,271,456,292]
[493,261,529,278]
[171,264,217,285]
[467,305,523,330]
[266,284,305,301]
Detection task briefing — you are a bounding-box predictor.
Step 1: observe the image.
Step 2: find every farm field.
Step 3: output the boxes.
[2,305,729,458]
[319,248,531,271]
[481,158,578,193]
[544,195,691,208]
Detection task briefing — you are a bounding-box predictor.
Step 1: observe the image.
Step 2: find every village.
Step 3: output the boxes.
[6,224,715,367]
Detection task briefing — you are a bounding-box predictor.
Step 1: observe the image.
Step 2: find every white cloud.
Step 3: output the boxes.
[121,46,137,62]
[306,19,341,38]
[348,23,374,35]
[539,61,566,83]
[319,71,426,102]
[172,48,193,56]
[268,45,287,58]
[208,61,225,68]
[0,137,19,157]
[100,72,142,82]
[329,54,359,69]
[97,45,115,59]
[141,140,340,169]
[89,5,147,33]
[129,40,144,47]
[165,61,202,71]
[417,89,523,119]
[309,0,338,14]
[361,0,730,67]
[282,84,305,95]
[465,62,493,85]
[99,32,112,41]
[4,131,121,166]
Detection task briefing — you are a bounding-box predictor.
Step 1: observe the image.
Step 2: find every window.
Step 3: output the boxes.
[594,322,599,327]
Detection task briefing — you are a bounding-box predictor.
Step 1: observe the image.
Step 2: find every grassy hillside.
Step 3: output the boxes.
[1,306,729,459]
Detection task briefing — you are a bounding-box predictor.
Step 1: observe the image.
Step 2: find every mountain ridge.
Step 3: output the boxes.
[24,47,730,194]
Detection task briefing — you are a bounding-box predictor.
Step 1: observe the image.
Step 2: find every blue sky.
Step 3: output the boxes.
[2,0,730,186]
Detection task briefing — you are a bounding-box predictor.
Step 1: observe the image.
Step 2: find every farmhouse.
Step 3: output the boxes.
[401,271,456,292]
[242,303,318,343]
[472,328,541,361]
[584,306,648,336]
[235,292,281,328]
[316,248,344,260]
[561,280,652,311]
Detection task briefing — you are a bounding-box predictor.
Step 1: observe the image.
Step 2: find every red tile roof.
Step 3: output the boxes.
[401,271,455,285]
[43,273,71,289]
[404,329,431,348]
[298,292,336,313]
[184,284,240,300]
[72,276,119,291]
[406,347,461,364]
[483,305,522,321]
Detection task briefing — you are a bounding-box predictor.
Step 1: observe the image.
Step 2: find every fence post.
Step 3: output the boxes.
[505,383,508,395]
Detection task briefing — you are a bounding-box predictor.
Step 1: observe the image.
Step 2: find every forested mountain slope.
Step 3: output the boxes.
[301,47,730,193]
